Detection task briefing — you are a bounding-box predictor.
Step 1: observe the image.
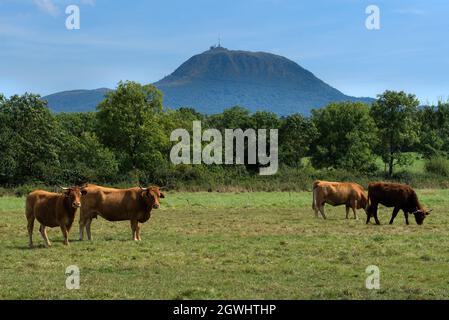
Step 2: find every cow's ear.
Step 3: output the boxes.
[160,192,165,199]
[141,191,147,198]
[81,190,88,196]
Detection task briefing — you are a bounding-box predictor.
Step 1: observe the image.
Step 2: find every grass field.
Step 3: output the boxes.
[1,190,449,300]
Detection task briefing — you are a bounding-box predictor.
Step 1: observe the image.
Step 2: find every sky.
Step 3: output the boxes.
[1,0,448,104]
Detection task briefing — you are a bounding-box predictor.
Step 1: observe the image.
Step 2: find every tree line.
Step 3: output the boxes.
[1,81,449,189]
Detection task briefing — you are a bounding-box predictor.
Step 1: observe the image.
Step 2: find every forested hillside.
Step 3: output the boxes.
[1,82,449,193]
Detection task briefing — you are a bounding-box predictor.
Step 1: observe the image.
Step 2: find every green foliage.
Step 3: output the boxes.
[418,102,449,157]
[1,85,449,189]
[207,106,253,130]
[56,112,97,137]
[0,93,61,185]
[310,102,378,172]
[425,156,449,177]
[370,90,421,176]
[58,132,119,184]
[279,114,317,167]
[96,81,169,179]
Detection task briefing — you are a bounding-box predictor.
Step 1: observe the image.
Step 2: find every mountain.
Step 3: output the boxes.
[154,46,374,115]
[43,47,374,114]
[43,88,111,113]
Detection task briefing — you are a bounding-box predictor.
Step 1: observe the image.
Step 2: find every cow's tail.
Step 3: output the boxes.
[312,182,318,210]
[25,194,33,219]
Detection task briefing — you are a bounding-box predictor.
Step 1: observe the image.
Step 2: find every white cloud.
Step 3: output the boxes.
[34,0,60,17]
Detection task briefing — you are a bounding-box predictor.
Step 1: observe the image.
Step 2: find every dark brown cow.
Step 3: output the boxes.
[312,180,368,220]
[79,184,165,241]
[366,182,431,225]
[26,186,87,247]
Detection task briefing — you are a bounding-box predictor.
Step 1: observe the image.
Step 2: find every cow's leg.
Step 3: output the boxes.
[79,218,85,241]
[27,216,35,248]
[39,224,52,247]
[313,205,320,218]
[345,205,350,219]
[389,207,400,225]
[130,220,138,241]
[352,204,358,220]
[373,208,381,225]
[60,224,69,246]
[366,205,371,224]
[136,223,142,241]
[318,204,327,220]
[404,211,410,225]
[85,218,93,241]
[366,203,379,224]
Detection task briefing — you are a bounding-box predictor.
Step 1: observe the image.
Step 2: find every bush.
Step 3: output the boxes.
[425,157,449,177]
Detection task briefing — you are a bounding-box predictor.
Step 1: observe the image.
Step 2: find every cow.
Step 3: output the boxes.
[79,184,165,241]
[312,180,368,220]
[26,186,87,248]
[366,182,431,225]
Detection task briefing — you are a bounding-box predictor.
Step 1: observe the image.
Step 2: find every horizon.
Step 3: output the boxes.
[1,0,449,105]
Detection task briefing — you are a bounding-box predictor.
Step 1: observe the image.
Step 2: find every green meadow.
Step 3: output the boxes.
[0,190,448,300]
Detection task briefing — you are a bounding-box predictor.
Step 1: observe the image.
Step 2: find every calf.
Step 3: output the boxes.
[312,180,368,220]
[366,182,431,225]
[79,184,165,241]
[26,186,86,247]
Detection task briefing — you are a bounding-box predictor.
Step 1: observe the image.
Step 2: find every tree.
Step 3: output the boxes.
[96,81,168,181]
[279,114,317,167]
[206,106,253,130]
[370,90,420,176]
[311,102,378,172]
[56,112,97,137]
[418,102,449,157]
[57,132,119,184]
[251,111,280,129]
[0,93,61,184]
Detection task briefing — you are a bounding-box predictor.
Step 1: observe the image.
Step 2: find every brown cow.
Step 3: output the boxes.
[79,184,165,241]
[26,186,87,247]
[366,182,431,225]
[312,180,368,220]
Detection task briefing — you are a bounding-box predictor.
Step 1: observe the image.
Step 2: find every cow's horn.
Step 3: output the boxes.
[140,187,148,191]
[60,186,69,190]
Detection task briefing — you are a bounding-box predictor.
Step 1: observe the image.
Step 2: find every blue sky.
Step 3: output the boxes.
[1,0,448,104]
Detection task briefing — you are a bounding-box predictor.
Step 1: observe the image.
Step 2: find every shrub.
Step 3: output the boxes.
[425,156,449,177]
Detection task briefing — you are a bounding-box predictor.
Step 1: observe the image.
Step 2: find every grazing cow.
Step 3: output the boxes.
[312,180,368,220]
[79,184,165,241]
[366,182,431,225]
[26,186,87,247]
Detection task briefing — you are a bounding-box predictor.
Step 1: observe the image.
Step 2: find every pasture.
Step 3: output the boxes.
[0,190,448,300]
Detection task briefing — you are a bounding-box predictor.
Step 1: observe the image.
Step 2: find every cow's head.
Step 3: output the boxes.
[412,209,432,225]
[140,186,165,209]
[61,186,87,209]
[358,193,369,211]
